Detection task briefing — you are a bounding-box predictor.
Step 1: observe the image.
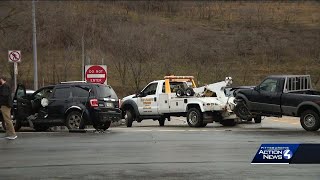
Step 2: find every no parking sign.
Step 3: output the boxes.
[85,65,108,85]
[8,50,21,63]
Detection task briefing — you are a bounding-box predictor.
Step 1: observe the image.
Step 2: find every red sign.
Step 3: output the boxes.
[85,65,107,84]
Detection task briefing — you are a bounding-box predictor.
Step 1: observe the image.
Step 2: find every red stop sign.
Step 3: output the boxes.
[85,65,107,84]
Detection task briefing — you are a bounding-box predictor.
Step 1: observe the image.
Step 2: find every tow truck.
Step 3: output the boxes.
[120,76,238,127]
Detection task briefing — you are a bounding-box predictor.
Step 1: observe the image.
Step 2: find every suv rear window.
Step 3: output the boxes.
[94,85,118,100]
[72,85,92,98]
[53,87,71,99]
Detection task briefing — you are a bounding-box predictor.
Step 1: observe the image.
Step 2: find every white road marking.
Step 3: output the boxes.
[158,130,186,132]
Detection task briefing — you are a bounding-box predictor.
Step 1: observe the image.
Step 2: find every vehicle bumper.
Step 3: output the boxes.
[92,108,122,124]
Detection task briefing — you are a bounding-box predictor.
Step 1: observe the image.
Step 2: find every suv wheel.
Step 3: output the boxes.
[300,110,320,131]
[103,121,111,130]
[66,111,85,130]
[125,110,133,127]
[94,121,111,131]
[186,108,203,127]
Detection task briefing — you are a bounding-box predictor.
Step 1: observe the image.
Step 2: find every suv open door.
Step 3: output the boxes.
[13,84,33,123]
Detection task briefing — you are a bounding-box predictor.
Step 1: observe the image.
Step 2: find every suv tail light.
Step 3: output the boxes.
[90,99,99,107]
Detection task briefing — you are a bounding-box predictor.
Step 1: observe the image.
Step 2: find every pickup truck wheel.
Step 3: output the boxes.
[300,110,320,131]
[221,119,236,126]
[187,108,203,127]
[66,111,85,130]
[234,101,251,121]
[254,116,262,123]
[158,117,165,126]
[125,110,133,127]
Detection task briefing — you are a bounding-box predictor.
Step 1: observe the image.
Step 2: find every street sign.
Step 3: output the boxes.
[85,65,107,85]
[8,50,21,63]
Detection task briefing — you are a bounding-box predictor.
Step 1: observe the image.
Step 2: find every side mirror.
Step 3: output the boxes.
[136,92,144,97]
[141,92,146,97]
[254,86,260,91]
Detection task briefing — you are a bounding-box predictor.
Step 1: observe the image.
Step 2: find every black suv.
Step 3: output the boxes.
[9,82,121,131]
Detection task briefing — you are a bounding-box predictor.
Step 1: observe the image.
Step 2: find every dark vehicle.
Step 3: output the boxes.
[234,75,320,131]
[4,81,121,131]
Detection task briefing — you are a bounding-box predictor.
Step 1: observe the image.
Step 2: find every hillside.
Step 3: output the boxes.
[0,1,319,97]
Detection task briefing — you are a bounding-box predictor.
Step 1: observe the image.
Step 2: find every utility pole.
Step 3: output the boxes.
[32,0,38,90]
[82,34,85,81]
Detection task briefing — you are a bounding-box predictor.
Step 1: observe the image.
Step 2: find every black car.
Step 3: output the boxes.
[7,82,121,131]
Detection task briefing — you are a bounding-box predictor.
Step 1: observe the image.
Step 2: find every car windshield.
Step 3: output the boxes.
[95,85,118,100]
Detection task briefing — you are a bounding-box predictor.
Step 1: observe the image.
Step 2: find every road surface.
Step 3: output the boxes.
[1,117,320,180]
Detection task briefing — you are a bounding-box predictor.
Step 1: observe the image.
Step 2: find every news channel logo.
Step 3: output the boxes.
[252,144,299,164]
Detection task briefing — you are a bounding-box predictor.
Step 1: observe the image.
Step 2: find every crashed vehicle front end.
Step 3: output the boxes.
[193,77,238,120]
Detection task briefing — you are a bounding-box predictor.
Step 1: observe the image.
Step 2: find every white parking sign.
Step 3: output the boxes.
[8,50,21,63]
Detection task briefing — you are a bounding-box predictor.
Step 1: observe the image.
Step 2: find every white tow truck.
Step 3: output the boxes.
[120,76,238,127]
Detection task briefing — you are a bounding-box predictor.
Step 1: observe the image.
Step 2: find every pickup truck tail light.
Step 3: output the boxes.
[118,99,121,108]
[90,99,99,107]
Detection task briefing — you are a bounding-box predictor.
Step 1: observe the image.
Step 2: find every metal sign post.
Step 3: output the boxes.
[14,63,18,91]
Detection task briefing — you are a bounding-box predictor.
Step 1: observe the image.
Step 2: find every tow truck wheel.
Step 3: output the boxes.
[158,117,165,126]
[254,116,262,123]
[176,88,185,97]
[187,108,203,127]
[300,110,320,131]
[66,111,85,130]
[125,110,133,127]
[185,88,195,96]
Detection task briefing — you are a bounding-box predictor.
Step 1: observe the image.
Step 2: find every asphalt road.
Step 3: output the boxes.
[1,117,320,180]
